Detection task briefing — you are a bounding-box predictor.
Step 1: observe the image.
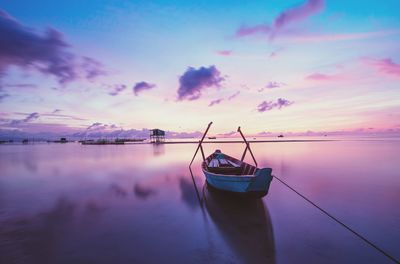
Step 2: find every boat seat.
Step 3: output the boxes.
[227,160,241,168]
[207,158,243,175]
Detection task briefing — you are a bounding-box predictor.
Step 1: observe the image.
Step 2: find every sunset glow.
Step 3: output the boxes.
[1,0,399,138]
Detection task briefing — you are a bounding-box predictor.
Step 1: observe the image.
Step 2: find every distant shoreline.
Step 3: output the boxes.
[126,139,337,144]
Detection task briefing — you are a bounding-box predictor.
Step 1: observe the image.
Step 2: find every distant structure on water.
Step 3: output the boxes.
[150,129,165,143]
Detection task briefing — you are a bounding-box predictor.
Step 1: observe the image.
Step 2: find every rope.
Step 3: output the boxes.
[272,175,399,264]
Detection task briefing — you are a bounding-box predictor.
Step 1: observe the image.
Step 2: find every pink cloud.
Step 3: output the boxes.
[216,50,232,56]
[283,30,400,43]
[363,58,400,77]
[208,98,223,107]
[235,0,324,40]
[227,91,240,100]
[235,24,271,37]
[274,0,324,30]
[257,98,294,112]
[306,73,343,81]
[109,84,127,96]
[258,81,285,92]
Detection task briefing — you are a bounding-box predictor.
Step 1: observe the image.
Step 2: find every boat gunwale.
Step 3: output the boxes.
[201,164,257,178]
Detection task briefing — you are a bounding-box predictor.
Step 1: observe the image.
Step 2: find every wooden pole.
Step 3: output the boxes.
[241,145,248,162]
[237,126,258,167]
[200,144,206,162]
[189,122,213,168]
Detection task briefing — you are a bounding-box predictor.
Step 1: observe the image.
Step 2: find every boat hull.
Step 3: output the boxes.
[203,167,273,198]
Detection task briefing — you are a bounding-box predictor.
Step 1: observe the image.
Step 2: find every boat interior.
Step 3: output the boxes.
[203,151,257,176]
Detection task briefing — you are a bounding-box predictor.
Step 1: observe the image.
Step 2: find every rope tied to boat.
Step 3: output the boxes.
[272,174,400,264]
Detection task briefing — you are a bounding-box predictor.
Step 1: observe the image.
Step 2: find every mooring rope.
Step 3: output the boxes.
[272,175,399,264]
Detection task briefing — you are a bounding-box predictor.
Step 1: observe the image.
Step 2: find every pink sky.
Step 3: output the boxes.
[0,1,400,138]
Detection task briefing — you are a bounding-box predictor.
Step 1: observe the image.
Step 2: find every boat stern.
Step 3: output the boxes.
[246,168,273,195]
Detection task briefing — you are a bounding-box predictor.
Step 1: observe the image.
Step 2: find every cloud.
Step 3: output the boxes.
[269,51,277,58]
[109,84,127,96]
[257,98,294,112]
[257,131,273,136]
[86,122,103,130]
[235,0,324,40]
[258,81,285,92]
[266,81,283,89]
[362,57,400,77]
[273,0,324,30]
[41,112,87,121]
[81,56,106,80]
[235,24,271,38]
[218,131,236,137]
[0,93,9,102]
[2,83,37,89]
[7,112,40,126]
[208,98,223,107]
[82,122,122,137]
[228,91,240,100]
[177,65,224,100]
[133,81,156,96]
[306,73,341,81]
[0,9,106,85]
[216,50,233,56]
[285,30,400,43]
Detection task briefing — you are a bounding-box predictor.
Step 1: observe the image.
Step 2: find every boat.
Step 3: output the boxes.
[208,136,217,139]
[189,122,273,198]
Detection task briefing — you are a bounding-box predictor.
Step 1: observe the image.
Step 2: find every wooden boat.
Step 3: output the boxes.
[190,122,273,198]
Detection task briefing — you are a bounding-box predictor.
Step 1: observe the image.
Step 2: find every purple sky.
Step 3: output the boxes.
[0,0,400,138]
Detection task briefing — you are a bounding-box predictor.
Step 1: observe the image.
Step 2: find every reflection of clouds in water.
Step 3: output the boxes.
[23,157,38,173]
[109,183,128,197]
[84,200,106,215]
[0,198,76,264]
[133,183,157,200]
[0,197,107,264]
[179,176,200,210]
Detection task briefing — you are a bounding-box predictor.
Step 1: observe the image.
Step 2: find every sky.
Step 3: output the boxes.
[0,0,400,138]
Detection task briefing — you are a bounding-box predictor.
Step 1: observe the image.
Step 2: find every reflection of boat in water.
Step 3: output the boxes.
[190,122,273,198]
[203,183,275,263]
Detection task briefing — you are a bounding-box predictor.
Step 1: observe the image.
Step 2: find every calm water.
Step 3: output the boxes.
[0,140,399,263]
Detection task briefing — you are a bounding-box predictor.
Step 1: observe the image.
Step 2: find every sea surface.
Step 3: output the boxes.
[0,138,399,263]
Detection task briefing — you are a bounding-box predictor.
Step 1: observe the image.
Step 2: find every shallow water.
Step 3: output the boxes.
[0,140,399,263]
